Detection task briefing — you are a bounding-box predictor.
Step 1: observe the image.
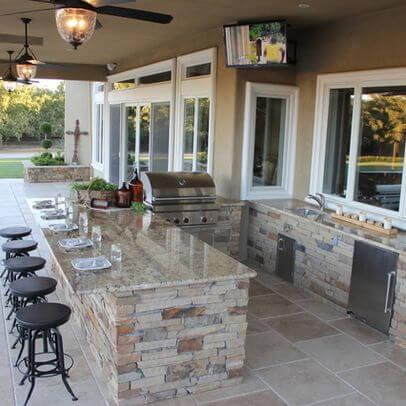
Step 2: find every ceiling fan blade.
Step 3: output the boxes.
[82,0,136,7]
[0,7,58,18]
[96,6,173,24]
[95,18,103,30]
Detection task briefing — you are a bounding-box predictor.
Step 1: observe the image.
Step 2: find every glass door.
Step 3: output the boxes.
[122,102,170,183]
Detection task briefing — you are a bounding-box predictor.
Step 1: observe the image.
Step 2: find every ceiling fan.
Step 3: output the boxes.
[0,0,173,49]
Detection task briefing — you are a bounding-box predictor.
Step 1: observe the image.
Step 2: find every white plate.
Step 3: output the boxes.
[33,200,55,209]
[49,223,78,232]
[71,256,112,271]
[58,238,93,250]
[41,209,66,220]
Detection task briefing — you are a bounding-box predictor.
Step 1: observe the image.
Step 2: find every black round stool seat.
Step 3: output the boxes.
[0,226,31,239]
[9,277,57,299]
[4,256,45,273]
[2,239,38,254]
[16,302,71,330]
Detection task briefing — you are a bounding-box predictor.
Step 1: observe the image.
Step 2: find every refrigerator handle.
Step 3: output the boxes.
[384,271,396,314]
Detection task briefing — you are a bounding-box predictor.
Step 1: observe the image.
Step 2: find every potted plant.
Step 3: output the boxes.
[40,122,53,151]
[71,177,118,206]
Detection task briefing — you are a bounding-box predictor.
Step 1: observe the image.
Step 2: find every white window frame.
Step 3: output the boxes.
[241,82,299,200]
[92,82,105,171]
[175,48,217,174]
[310,68,406,227]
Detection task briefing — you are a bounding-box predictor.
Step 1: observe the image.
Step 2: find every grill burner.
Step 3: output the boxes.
[141,172,219,226]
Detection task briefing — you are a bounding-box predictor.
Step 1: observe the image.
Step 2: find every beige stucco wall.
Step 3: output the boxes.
[83,5,406,198]
[64,81,92,166]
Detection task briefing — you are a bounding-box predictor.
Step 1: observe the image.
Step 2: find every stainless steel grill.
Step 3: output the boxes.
[141,172,219,226]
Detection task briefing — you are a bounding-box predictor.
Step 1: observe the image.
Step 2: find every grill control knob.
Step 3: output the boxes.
[173,218,180,225]
[183,217,189,224]
[201,216,208,223]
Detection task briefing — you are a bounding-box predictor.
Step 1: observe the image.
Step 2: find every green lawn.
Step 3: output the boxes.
[0,158,25,179]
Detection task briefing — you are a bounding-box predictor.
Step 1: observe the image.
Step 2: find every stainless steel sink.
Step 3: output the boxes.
[288,207,321,218]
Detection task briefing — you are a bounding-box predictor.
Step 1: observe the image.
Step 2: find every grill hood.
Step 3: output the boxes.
[141,172,216,206]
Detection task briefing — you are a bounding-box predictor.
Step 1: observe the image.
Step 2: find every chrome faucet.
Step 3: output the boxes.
[306,193,325,211]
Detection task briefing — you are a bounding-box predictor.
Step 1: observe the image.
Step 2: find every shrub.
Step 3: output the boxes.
[71,177,117,192]
[41,139,53,150]
[31,154,65,166]
[40,122,53,138]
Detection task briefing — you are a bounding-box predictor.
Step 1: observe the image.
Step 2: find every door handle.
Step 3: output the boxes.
[278,238,284,251]
[384,271,396,314]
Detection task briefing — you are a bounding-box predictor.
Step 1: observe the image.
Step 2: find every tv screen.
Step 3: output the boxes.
[224,21,288,67]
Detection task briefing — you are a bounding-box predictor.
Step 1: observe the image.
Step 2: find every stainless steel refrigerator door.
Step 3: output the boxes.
[348,240,398,334]
[275,234,296,283]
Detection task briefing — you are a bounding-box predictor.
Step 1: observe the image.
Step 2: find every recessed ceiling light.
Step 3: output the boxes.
[298,3,311,8]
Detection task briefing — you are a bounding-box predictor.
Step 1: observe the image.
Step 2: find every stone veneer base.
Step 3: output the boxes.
[23,160,91,183]
[51,259,249,405]
[247,201,406,348]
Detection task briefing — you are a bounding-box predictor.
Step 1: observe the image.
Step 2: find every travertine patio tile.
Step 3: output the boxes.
[246,330,307,369]
[249,279,274,297]
[257,358,353,406]
[330,318,387,345]
[201,390,286,406]
[265,312,339,343]
[338,362,406,406]
[248,294,302,318]
[270,283,313,301]
[296,334,385,372]
[313,393,374,405]
[296,298,344,321]
[369,341,406,370]
[246,313,270,335]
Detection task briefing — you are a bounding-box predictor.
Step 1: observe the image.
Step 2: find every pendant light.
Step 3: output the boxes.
[1,51,18,92]
[55,7,97,49]
[15,18,42,81]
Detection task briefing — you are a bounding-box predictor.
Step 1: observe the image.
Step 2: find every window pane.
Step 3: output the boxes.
[354,86,406,211]
[323,89,354,197]
[252,97,286,187]
[183,98,195,171]
[196,98,210,172]
[113,79,136,90]
[139,105,150,173]
[126,106,137,181]
[139,71,171,85]
[186,63,211,78]
[151,102,170,171]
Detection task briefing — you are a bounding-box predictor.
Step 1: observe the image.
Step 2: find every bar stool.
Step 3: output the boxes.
[0,226,32,279]
[3,256,46,286]
[2,240,38,288]
[0,226,32,241]
[9,276,57,340]
[16,302,78,406]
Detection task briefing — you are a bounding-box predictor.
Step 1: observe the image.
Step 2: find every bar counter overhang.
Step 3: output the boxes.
[29,202,256,405]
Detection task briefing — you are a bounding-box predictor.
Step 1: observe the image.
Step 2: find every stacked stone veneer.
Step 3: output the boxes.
[247,202,406,348]
[51,260,249,405]
[23,160,90,183]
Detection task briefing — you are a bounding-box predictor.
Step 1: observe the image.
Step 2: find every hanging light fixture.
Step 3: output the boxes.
[1,51,18,92]
[15,18,43,81]
[55,7,97,49]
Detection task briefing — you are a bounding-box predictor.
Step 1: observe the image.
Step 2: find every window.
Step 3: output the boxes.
[311,69,406,224]
[139,71,171,85]
[182,97,210,171]
[94,103,104,164]
[113,79,136,90]
[186,63,211,78]
[175,48,216,173]
[241,82,299,200]
[123,102,170,181]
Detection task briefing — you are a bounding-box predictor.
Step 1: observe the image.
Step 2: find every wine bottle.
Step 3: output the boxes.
[129,168,143,203]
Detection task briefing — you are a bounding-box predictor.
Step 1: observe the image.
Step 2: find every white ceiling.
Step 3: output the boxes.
[0,0,404,66]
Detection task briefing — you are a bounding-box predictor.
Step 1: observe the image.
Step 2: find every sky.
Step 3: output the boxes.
[32,79,63,91]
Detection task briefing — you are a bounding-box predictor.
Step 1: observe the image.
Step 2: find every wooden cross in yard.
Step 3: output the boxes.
[66,120,88,165]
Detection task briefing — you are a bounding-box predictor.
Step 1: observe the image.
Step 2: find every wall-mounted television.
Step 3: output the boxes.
[224,20,293,68]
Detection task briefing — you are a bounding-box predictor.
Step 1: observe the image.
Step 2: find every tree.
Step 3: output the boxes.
[0,81,65,143]
[40,122,52,139]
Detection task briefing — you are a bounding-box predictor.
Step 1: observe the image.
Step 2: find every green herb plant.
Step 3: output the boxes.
[132,202,147,213]
[71,177,118,192]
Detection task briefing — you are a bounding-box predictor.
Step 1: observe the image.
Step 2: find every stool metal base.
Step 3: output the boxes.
[17,328,77,406]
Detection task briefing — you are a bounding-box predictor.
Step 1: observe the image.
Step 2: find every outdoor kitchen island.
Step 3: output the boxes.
[30,203,256,406]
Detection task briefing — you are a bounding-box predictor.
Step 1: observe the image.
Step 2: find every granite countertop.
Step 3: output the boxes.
[28,199,256,294]
[253,199,406,254]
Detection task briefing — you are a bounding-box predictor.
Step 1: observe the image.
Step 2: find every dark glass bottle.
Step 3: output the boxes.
[116,182,132,208]
[129,168,143,203]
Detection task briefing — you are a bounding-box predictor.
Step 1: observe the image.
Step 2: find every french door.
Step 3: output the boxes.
[121,101,170,183]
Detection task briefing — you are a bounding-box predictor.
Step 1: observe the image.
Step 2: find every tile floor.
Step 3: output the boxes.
[1,180,406,406]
